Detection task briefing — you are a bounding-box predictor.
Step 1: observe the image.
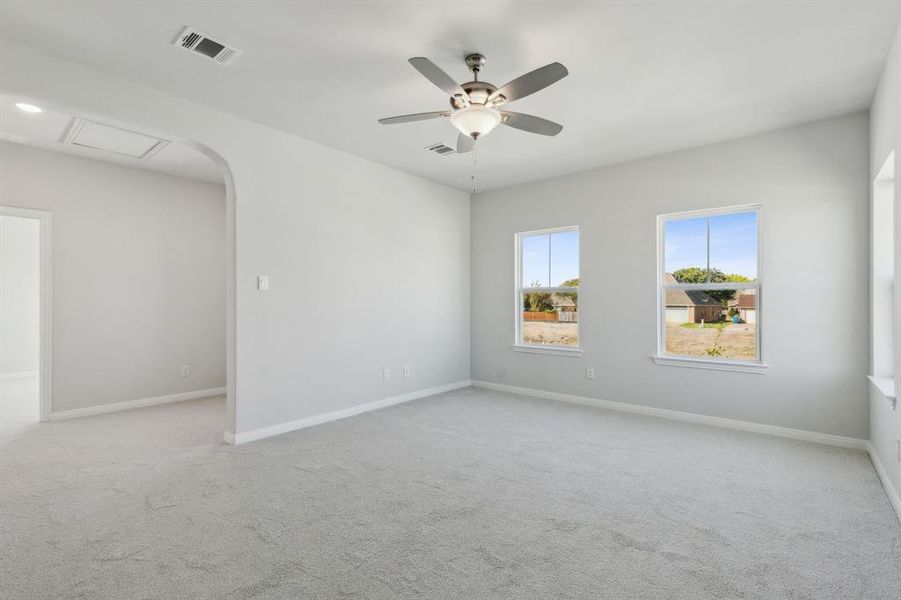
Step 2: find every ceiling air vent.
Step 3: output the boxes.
[174,27,241,65]
[425,143,456,157]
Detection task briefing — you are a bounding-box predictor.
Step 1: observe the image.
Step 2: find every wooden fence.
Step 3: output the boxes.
[523,311,579,322]
[523,311,556,321]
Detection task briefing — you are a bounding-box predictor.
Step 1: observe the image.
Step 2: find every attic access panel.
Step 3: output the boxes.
[65,119,168,159]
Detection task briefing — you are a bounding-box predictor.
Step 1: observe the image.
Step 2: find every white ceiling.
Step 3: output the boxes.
[0,99,224,183]
[1,1,899,192]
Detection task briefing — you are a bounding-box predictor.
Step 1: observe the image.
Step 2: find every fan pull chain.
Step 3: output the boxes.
[471,138,479,195]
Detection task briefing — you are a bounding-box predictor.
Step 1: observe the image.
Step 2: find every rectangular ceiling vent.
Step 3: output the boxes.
[425,143,456,157]
[174,27,241,65]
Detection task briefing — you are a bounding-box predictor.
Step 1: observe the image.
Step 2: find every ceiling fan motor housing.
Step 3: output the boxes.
[451,81,498,109]
[453,54,507,108]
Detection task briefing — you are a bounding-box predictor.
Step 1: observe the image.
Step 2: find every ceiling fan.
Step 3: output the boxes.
[378,53,568,154]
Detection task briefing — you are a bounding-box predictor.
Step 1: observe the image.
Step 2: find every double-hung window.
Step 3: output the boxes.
[656,206,764,371]
[514,226,581,355]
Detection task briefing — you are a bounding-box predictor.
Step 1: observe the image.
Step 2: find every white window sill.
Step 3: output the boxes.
[868,375,896,409]
[651,355,769,374]
[511,345,583,358]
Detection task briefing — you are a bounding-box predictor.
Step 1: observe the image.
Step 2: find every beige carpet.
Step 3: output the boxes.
[1,387,899,599]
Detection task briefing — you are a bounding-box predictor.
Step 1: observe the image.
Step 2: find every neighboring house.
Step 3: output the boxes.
[664,273,722,323]
[730,290,757,324]
[550,293,577,312]
[550,293,578,322]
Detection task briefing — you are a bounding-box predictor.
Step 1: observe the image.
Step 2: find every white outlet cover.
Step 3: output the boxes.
[383,368,390,382]
[258,276,269,291]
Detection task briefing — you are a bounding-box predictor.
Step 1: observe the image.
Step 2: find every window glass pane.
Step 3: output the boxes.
[550,230,579,287]
[521,234,549,288]
[709,211,757,281]
[522,291,579,347]
[664,217,708,282]
[664,288,756,360]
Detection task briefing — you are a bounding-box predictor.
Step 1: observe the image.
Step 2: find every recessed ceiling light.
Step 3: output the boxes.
[15,102,43,114]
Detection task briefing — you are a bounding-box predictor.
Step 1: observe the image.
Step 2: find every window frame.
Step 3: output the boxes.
[513,225,582,357]
[654,204,768,373]
[869,151,895,406]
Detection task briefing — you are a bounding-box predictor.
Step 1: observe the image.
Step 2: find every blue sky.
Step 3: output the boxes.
[664,211,757,278]
[522,230,579,287]
[520,212,755,287]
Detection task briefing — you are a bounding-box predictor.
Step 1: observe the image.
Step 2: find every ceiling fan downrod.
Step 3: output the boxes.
[465,53,486,82]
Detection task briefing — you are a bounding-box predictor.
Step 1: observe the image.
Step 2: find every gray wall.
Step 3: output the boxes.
[232,139,471,433]
[869,23,900,497]
[472,113,870,439]
[0,215,40,375]
[0,141,226,412]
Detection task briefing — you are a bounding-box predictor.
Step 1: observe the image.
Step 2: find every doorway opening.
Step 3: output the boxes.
[0,207,50,433]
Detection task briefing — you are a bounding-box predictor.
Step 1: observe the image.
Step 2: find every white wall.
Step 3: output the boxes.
[869,24,901,503]
[0,215,40,375]
[0,42,471,437]
[0,141,226,412]
[472,113,870,439]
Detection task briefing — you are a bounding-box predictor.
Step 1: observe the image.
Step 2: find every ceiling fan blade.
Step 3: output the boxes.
[456,133,474,154]
[489,62,568,105]
[408,57,469,102]
[500,111,563,136]
[378,111,451,125]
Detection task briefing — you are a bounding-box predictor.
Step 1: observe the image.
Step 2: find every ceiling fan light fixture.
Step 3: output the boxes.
[450,105,502,139]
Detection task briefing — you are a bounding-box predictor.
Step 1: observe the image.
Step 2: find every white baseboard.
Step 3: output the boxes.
[867,442,901,524]
[0,370,39,381]
[472,380,868,450]
[49,387,227,421]
[224,379,472,445]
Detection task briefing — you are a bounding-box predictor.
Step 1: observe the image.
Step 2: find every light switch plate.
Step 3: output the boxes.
[258,276,269,291]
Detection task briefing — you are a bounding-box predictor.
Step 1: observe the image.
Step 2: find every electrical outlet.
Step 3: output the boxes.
[180,365,191,377]
[896,438,900,463]
[403,365,410,377]
[586,368,595,380]
[383,368,390,382]
[257,275,269,291]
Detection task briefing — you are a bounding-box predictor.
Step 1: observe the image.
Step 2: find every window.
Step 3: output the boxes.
[870,152,895,404]
[514,227,580,355]
[656,206,764,371]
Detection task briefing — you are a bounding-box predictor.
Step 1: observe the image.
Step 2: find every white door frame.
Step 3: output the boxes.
[0,205,52,422]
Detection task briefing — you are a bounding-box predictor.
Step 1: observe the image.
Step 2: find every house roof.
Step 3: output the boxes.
[664,273,720,307]
[735,292,756,309]
[665,289,721,307]
[727,290,757,308]
[550,293,576,308]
